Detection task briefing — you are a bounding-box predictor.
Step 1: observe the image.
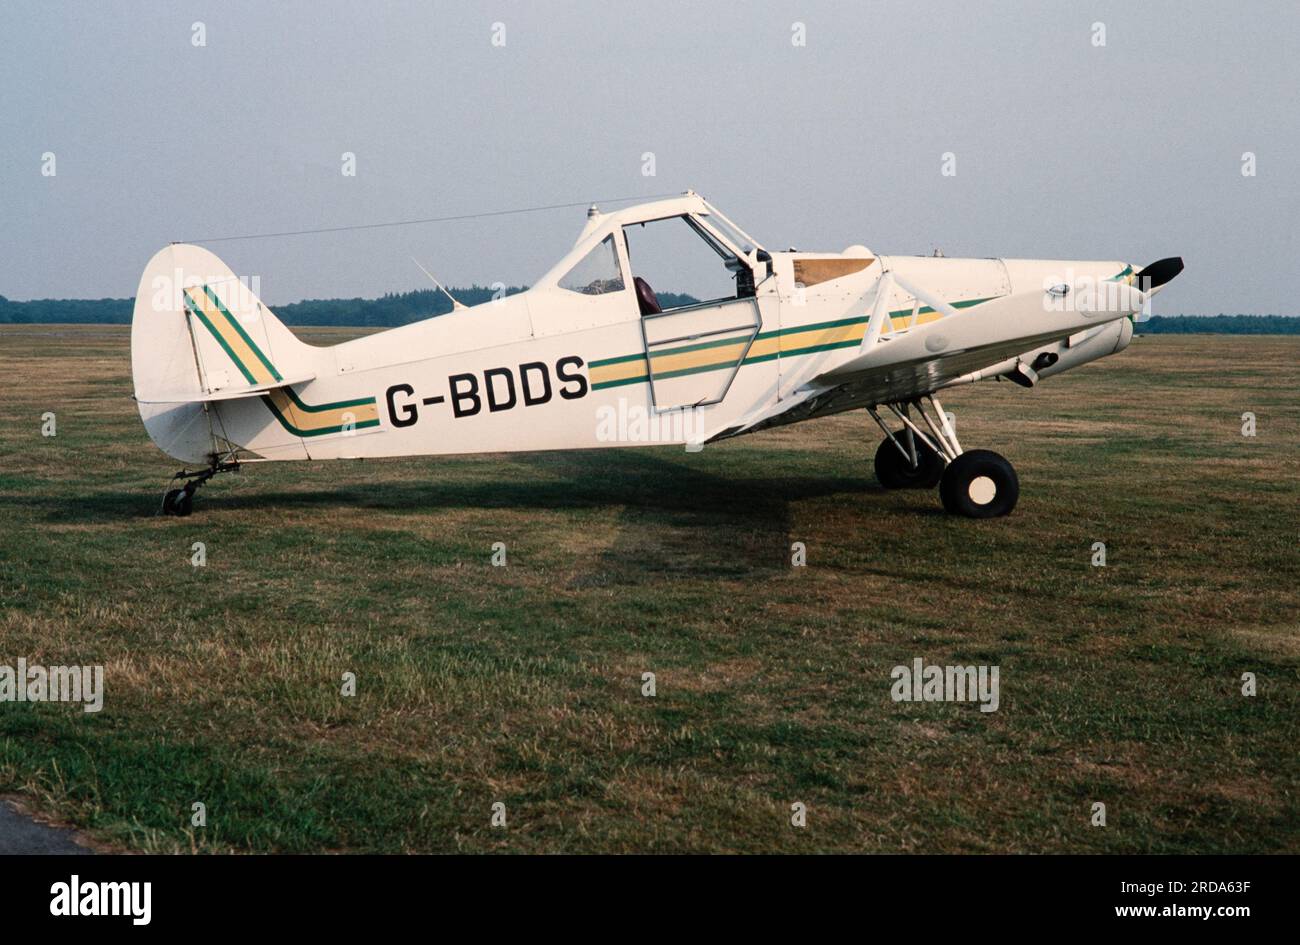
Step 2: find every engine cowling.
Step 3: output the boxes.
[1027,317,1133,381]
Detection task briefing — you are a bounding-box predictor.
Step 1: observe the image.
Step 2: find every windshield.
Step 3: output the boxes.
[558,235,625,295]
[699,203,763,256]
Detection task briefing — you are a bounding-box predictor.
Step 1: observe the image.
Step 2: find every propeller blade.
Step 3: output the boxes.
[1134,256,1184,290]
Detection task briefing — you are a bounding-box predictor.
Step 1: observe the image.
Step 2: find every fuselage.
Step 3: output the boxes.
[298,253,1132,457]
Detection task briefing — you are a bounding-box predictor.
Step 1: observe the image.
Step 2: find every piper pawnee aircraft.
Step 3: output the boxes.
[132,190,1182,517]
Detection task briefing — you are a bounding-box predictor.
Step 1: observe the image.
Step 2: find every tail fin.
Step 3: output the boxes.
[131,243,315,463]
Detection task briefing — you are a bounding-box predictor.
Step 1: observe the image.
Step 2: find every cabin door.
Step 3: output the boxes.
[623,214,763,411]
[638,299,761,410]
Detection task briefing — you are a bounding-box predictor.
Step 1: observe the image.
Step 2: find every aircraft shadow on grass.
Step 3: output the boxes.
[233,450,878,575]
[12,450,883,575]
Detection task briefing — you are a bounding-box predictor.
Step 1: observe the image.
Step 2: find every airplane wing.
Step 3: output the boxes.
[816,282,1144,389]
[706,281,1145,441]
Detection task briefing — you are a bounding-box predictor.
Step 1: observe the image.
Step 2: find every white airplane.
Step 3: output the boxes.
[132,191,1181,517]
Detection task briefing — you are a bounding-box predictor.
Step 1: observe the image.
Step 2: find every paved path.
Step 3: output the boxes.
[0,800,93,854]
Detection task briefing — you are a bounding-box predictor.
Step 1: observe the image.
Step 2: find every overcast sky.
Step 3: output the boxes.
[2,0,1296,314]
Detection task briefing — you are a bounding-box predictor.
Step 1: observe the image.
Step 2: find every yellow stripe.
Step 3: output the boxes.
[647,338,748,374]
[590,309,951,386]
[779,321,859,353]
[265,389,379,432]
[185,287,277,386]
[590,359,645,385]
[884,310,945,333]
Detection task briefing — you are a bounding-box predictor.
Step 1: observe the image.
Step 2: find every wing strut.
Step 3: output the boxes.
[859,272,894,351]
[858,270,964,353]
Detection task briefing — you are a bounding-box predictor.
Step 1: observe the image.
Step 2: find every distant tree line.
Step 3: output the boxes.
[274,286,529,326]
[0,296,135,324]
[1134,315,1300,334]
[0,292,1294,333]
[0,288,532,327]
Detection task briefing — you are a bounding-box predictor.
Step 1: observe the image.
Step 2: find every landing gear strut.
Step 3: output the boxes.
[868,395,1019,518]
[158,460,239,517]
[873,430,943,488]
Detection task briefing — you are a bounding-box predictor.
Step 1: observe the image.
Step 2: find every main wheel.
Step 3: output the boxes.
[939,450,1019,518]
[874,436,944,489]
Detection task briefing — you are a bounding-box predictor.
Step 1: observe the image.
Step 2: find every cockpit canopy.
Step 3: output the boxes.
[542,192,767,318]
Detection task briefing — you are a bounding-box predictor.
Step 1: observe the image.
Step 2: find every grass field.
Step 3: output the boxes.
[0,325,1296,853]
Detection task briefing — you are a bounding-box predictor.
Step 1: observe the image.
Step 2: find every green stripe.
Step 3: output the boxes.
[282,388,376,412]
[185,290,378,432]
[760,296,992,340]
[631,297,996,364]
[186,295,259,384]
[592,295,997,390]
[260,396,382,438]
[638,337,862,386]
[648,332,754,359]
[592,374,652,390]
[204,285,282,382]
[770,338,861,359]
[763,312,866,340]
[650,357,763,383]
[592,339,858,390]
[590,350,650,368]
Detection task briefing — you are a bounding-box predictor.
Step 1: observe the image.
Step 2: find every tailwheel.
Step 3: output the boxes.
[874,435,943,489]
[161,487,194,517]
[158,459,239,516]
[939,450,1019,518]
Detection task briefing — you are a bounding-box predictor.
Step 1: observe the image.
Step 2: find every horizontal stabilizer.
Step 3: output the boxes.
[134,372,316,404]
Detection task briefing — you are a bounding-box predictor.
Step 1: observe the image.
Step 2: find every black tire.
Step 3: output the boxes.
[874,436,944,489]
[939,450,1019,518]
[163,488,193,517]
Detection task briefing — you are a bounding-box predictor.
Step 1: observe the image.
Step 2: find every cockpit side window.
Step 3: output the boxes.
[622,215,755,313]
[558,235,626,296]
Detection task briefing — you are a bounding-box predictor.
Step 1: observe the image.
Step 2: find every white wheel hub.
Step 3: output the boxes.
[968,475,997,505]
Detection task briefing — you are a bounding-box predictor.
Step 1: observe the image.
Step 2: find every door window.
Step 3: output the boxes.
[623,215,753,311]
